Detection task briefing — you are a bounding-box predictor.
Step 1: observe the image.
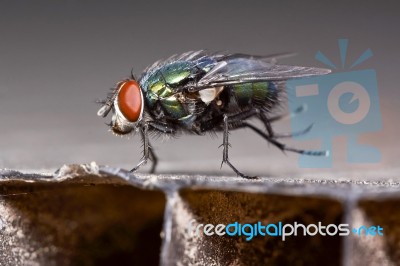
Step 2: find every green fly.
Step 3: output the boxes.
[97,51,330,179]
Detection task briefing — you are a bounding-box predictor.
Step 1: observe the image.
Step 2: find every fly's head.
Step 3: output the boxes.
[97,79,144,135]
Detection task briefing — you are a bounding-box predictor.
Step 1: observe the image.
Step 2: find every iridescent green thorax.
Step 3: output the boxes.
[140,60,213,122]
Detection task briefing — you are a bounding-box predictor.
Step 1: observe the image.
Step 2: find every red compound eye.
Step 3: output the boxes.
[117,80,142,122]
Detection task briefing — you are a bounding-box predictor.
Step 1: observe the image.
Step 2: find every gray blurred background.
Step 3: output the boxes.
[0,0,399,177]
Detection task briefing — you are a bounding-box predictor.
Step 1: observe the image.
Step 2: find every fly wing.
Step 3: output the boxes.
[220,52,297,63]
[195,54,330,89]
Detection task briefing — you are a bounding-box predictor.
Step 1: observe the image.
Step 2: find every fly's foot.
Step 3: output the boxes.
[221,115,258,180]
[221,159,258,179]
[130,124,159,174]
[130,158,148,172]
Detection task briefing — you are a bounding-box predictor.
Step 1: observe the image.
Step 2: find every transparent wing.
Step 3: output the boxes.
[220,52,297,63]
[142,50,209,75]
[195,55,331,89]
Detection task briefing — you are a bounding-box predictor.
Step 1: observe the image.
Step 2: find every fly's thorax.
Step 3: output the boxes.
[140,62,192,110]
[143,90,197,125]
[140,61,201,123]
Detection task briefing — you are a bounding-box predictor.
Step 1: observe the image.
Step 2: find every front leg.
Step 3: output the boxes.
[130,121,176,173]
[220,115,257,179]
[130,124,151,172]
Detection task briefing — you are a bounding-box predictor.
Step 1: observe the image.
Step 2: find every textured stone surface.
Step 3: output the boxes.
[0,164,166,266]
[0,163,399,266]
[168,190,343,266]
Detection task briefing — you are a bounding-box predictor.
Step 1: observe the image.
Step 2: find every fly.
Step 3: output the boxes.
[97,51,331,179]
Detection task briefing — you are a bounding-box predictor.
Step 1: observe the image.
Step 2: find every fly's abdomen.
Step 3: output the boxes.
[230,81,278,110]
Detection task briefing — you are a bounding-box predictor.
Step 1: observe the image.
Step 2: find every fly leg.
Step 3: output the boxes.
[130,121,176,173]
[269,105,306,123]
[270,124,313,139]
[130,124,151,172]
[148,143,158,173]
[258,111,275,138]
[242,122,327,156]
[258,109,313,139]
[220,114,257,179]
